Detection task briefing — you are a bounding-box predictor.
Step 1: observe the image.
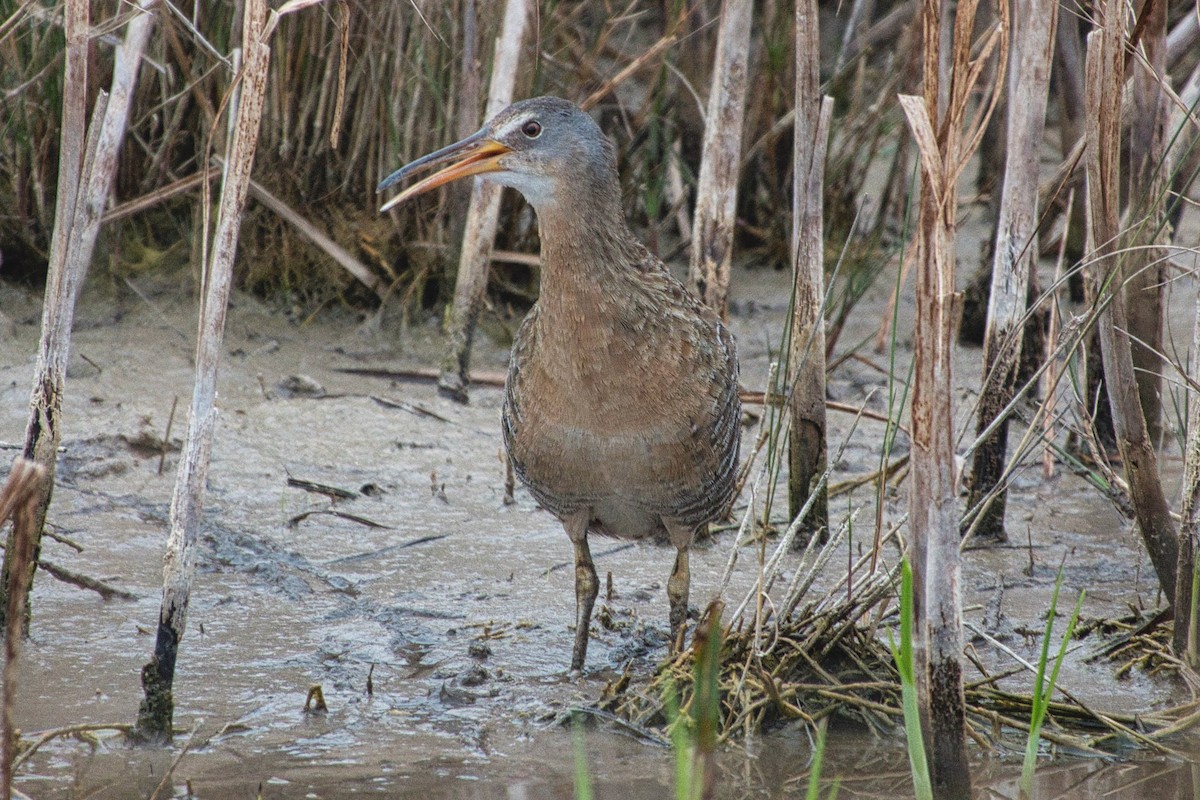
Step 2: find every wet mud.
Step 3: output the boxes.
[1,258,1199,798]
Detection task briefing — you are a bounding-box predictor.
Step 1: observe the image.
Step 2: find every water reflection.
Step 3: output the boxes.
[14,721,1200,799]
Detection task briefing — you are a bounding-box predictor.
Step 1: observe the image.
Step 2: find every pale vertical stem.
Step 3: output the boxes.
[788,0,831,538]
[666,139,692,244]
[3,0,156,630]
[1169,61,1200,229]
[1126,0,1170,448]
[137,0,272,742]
[1043,191,1073,480]
[1179,258,1200,663]
[437,0,529,402]
[1084,6,1179,606]
[1170,36,1200,663]
[1168,12,1200,67]
[900,0,1006,789]
[964,0,1056,541]
[686,0,754,320]
[3,0,89,629]
[835,0,877,71]
[900,92,970,799]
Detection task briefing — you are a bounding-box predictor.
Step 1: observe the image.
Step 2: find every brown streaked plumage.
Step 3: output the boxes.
[379,96,741,671]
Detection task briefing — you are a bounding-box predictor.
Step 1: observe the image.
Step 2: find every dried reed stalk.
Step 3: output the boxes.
[1125,0,1170,449]
[787,0,832,538]
[964,0,1056,542]
[1,460,46,800]
[899,0,1006,791]
[686,0,753,319]
[137,0,274,742]
[1180,267,1200,665]
[437,0,529,403]
[2,0,154,632]
[1084,2,1179,607]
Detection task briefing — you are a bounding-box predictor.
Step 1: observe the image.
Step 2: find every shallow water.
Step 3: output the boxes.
[2,258,1199,798]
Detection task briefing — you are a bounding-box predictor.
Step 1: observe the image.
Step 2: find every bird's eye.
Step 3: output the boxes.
[521,120,542,138]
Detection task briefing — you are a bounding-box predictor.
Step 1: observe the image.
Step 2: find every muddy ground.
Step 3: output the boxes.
[1,251,1199,798]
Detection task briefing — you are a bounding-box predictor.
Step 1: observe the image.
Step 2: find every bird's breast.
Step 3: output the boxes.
[503,303,737,537]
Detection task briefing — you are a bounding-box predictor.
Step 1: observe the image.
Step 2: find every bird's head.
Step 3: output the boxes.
[378,96,616,214]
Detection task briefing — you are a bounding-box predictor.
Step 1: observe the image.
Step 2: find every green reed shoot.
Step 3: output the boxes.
[889,558,932,800]
[1021,568,1084,796]
[572,710,594,800]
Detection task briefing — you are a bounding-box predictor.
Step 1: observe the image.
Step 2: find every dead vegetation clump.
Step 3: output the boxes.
[598,548,1200,757]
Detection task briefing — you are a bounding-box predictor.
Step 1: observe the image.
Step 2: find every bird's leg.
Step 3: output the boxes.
[565,510,598,672]
[667,546,690,650]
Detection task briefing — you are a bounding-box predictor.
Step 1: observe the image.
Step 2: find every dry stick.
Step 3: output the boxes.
[2,0,154,632]
[899,0,1006,790]
[788,0,832,537]
[1177,114,1200,672]
[835,0,878,71]
[435,0,529,403]
[136,0,274,742]
[1,0,87,628]
[686,0,753,320]
[1084,6,1179,610]
[1043,191,1074,480]
[2,460,46,800]
[101,167,222,225]
[964,0,1057,542]
[1125,0,1171,451]
[579,32,679,112]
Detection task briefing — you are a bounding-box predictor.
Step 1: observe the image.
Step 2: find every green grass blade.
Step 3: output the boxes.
[572,711,593,800]
[1020,564,1085,796]
[804,720,828,800]
[889,559,933,800]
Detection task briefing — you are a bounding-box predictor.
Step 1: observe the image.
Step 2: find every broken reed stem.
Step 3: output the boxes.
[0,0,87,635]
[1043,190,1073,480]
[1084,2,1180,606]
[787,0,832,538]
[1180,248,1200,665]
[965,0,1056,542]
[436,0,529,403]
[1125,0,1170,450]
[1,460,46,800]
[137,0,274,742]
[686,0,753,320]
[3,0,155,634]
[900,0,1007,792]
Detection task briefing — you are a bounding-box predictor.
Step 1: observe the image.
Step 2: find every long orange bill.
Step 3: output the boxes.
[377,129,511,213]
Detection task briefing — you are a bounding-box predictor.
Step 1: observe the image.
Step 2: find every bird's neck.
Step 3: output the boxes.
[533,198,643,309]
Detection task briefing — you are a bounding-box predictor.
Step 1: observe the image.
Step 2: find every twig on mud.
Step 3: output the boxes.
[324,534,449,566]
[36,557,137,601]
[11,723,136,771]
[369,395,452,423]
[43,526,83,553]
[562,705,671,747]
[287,509,393,530]
[336,366,507,388]
[545,543,636,573]
[286,475,358,501]
[0,541,136,601]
